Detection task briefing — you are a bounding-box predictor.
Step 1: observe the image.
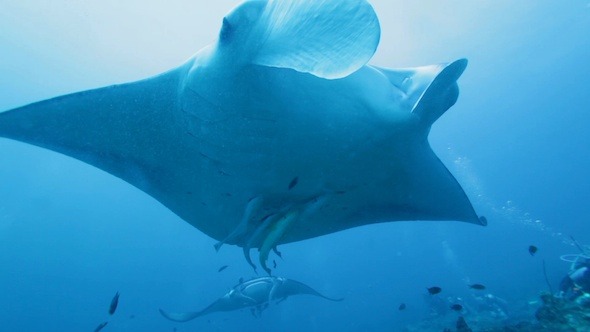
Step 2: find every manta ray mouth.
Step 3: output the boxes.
[410,59,468,125]
[378,59,468,128]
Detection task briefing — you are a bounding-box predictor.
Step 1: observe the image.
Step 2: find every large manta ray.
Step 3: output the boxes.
[0,0,485,273]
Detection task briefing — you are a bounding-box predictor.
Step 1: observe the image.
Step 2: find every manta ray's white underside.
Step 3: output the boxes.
[0,0,484,272]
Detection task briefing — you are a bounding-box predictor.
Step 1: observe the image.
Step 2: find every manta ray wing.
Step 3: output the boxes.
[0,67,224,237]
[158,297,231,323]
[158,309,202,323]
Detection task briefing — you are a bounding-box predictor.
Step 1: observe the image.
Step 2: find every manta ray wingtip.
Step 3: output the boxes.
[454,58,468,69]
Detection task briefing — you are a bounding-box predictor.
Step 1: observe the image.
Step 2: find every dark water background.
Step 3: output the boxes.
[0,1,589,331]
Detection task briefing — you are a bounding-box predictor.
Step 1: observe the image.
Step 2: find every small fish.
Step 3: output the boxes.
[529,245,538,256]
[109,291,120,315]
[94,322,108,332]
[427,286,442,295]
[468,284,486,290]
[288,176,299,190]
[273,260,277,269]
[450,304,463,311]
[398,303,406,311]
[218,265,228,272]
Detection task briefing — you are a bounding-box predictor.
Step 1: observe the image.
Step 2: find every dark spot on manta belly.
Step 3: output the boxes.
[288,176,299,190]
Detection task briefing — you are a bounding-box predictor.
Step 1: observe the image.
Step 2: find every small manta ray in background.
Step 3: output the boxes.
[159,276,342,322]
[529,245,538,256]
[0,0,485,273]
[398,303,406,311]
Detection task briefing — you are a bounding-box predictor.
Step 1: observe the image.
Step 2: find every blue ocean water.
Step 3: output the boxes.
[0,1,589,331]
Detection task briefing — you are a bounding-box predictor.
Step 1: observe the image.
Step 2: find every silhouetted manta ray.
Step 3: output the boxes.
[0,0,485,273]
[159,276,342,322]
